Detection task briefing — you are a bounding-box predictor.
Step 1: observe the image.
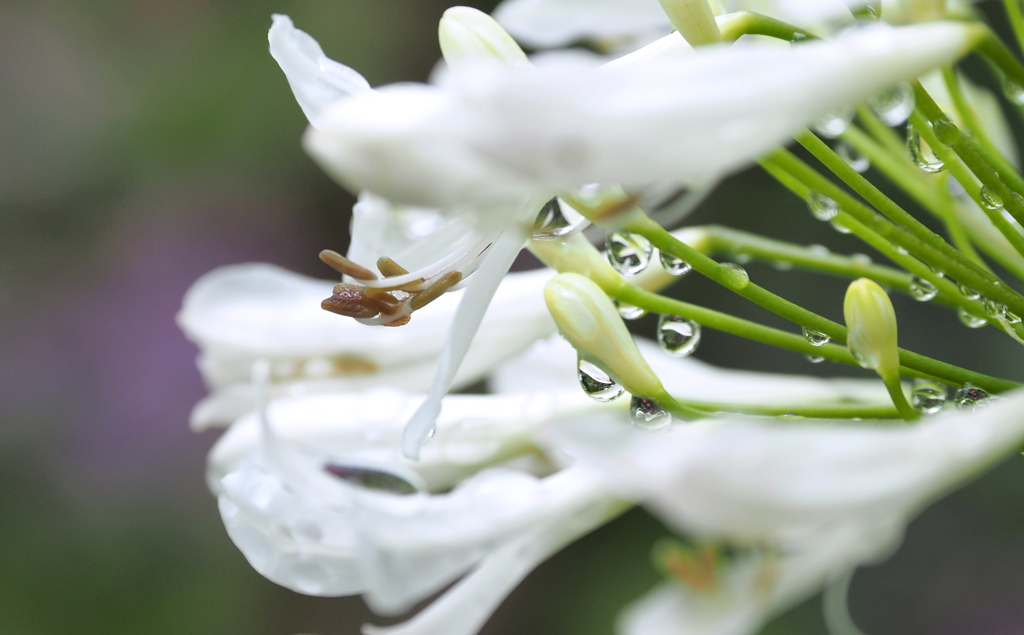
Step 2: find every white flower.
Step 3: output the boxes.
[177,263,555,430]
[209,379,619,633]
[552,389,1024,633]
[305,22,971,211]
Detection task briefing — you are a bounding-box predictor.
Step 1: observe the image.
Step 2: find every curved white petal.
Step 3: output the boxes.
[178,263,555,429]
[306,23,970,209]
[553,388,1024,549]
[493,0,672,49]
[492,335,891,407]
[209,389,610,607]
[269,14,371,127]
[402,221,532,459]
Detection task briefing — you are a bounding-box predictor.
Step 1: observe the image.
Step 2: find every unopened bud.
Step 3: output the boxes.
[529,232,625,293]
[658,0,722,46]
[544,273,664,398]
[439,6,527,69]
[844,278,899,378]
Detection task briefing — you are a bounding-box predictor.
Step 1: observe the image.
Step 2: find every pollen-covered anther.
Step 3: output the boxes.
[321,284,397,318]
[319,249,378,281]
[377,256,409,277]
[410,271,463,311]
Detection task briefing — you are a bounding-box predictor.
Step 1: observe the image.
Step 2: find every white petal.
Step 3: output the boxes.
[402,222,531,459]
[553,388,1024,547]
[493,0,671,48]
[493,335,891,406]
[178,263,555,428]
[269,14,371,127]
[307,23,970,209]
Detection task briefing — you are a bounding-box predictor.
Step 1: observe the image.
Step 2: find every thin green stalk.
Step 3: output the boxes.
[857,105,913,160]
[680,400,901,419]
[717,11,815,42]
[884,375,920,421]
[767,148,1024,318]
[1004,0,1024,55]
[623,217,1021,393]
[977,24,1024,91]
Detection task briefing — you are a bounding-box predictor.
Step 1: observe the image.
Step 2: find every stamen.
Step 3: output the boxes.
[377,256,409,277]
[382,314,412,327]
[410,271,463,310]
[319,249,378,281]
[321,284,395,318]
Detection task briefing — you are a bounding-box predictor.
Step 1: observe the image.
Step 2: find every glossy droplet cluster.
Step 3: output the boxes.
[606,232,653,276]
[629,395,672,429]
[658,315,702,357]
[577,357,625,402]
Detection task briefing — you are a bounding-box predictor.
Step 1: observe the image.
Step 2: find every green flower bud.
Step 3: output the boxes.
[529,232,625,294]
[657,0,722,46]
[438,6,527,69]
[544,273,664,398]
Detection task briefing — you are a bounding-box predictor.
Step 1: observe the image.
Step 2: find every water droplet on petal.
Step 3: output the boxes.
[1007,311,1022,325]
[954,382,991,410]
[932,116,961,147]
[629,395,672,429]
[577,357,625,402]
[1003,76,1024,105]
[912,379,947,414]
[614,299,647,320]
[907,125,945,173]
[807,192,839,221]
[868,82,915,126]
[958,306,987,328]
[909,276,938,301]
[957,283,981,300]
[659,251,692,276]
[717,262,749,290]
[532,197,586,240]
[805,354,825,363]
[837,140,869,172]
[606,232,653,276]
[802,327,831,346]
[812,106,854,138]
[323,463,419,495]
[980,186,1003,210]
[658,315,702,357]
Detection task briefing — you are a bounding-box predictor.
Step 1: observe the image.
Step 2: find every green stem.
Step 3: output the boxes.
[622,218,1021,393]
[884,375,921,421]
[857,105,912,160]
[941,65,1018,190]
[977,25,1024,91]
[766,147,1024,318]
[1005,0,1024,56]
[717,10,815,42]
[678,400,901,419]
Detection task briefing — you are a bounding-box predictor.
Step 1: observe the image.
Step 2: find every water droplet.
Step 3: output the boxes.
[805,354,825,363]
[830,218,852,234]
[658,315,702,357]
[868,83,915,126]
[927,265,945,278]
[773,260,793,271]
[735,253,752,265]
[932,116,961,147]
[911,379,947,415]
[983,298,1007,319]
[907,125,944,173]
[850,349,870,369]
[802,327,831,346]
[629,395,672,429]
[852,253,872,265]
[717,262,749,289]
[1003,76,1024,105]
[812,106,854,138]
[1007,311,1022,325]
[954,383,991,410]
[894,245,909,256]
[957,283,981,300]
[807,192,839,221]
[614,299,647,320]
[809,244,830,256]
[532,197,586,240]
[837,140,869,172]
[980,186,1003,210]
[659,251,692,276]
[324,463,419,495]
[909,276,938,302]
[958,307,987,328]
[577,357,625,402]
[425,424,436,440]
[606,232,653,276]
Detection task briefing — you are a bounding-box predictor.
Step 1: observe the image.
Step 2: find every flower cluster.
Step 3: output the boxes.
[180,0,1024,633]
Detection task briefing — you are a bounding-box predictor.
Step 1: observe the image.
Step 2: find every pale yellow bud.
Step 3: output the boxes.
[844,278,900,379]
[529,232,625,294]
[438,7,527,69]
[544,273,664,398]
[658,0,722,46]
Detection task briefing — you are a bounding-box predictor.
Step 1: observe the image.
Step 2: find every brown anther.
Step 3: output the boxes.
[664,545,718,594]
[320,250,378,281]
[377,256,409,277]
[410,271,463,311]
[382,314,412,327]
[321,284,397,319]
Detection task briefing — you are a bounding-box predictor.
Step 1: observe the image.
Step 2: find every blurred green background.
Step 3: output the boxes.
[2,0,1024,633]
